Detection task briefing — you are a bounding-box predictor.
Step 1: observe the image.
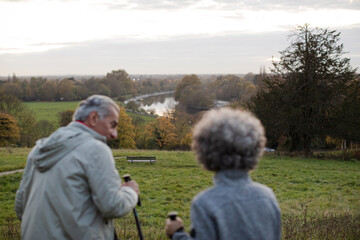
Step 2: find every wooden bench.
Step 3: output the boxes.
[127,156,156,164]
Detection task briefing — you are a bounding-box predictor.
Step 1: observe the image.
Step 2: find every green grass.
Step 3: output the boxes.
[253,155,360,215]
[0,148,30,172]
[127,112,157,123]
[1,149,360,239]
[24,102,156,128]
[24,101,80,122]
[0,173,22,239]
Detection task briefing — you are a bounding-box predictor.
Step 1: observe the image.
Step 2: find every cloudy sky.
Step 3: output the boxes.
[1,0,359,76]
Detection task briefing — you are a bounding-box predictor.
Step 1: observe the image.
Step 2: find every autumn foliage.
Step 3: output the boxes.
[0,113,20,147]
[116,107,136,149]
[146,117,177,149]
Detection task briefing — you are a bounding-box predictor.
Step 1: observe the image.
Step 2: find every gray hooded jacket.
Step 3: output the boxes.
[173,169,281,240]
[15,121,138,240]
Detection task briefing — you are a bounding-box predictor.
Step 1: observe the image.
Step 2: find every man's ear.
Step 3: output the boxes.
[87,111,99,127]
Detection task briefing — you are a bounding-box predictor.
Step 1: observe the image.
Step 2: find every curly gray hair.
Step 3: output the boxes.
[191,108,266,171]
[73,95,119,122]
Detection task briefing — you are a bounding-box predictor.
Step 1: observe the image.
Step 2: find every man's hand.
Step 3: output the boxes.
[165,217,184,239]
[121,180,140,195]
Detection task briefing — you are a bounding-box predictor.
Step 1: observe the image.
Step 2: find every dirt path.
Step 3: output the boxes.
[0,169,24,176]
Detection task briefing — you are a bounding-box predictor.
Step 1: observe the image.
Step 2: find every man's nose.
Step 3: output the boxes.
[111,129,118,139]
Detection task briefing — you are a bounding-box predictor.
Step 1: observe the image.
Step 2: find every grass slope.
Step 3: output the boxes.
[0,148,30,172]
[24,101,156,128]
[24,101,80,122]
[1,149,359,239]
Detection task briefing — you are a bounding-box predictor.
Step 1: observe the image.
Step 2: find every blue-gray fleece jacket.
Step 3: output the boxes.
[15,121,138,240]
[173,169,281,240]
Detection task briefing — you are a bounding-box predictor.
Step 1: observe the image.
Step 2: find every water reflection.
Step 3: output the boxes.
[127,92,229,116]
[138,94,177,116]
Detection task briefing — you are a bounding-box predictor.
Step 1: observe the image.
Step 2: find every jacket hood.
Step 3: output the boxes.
[33,121,106,172]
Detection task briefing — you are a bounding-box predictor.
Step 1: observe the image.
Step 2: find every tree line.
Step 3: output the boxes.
[0,70,179,102]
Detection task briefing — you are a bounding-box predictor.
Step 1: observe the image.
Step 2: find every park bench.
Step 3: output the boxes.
[127,156,156,164]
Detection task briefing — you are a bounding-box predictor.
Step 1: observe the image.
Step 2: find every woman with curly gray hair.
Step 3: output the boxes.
[165,108,281,240]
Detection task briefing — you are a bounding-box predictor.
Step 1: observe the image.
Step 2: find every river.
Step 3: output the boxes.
[125,91,177,116]
[126,91,229,116]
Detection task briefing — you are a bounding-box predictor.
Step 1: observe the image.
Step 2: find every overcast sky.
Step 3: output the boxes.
[1,0,359,76]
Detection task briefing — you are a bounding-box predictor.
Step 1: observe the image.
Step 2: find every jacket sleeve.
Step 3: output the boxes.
[173,199,217,240]
[15,177,26,219]
[86,142,138,219]
[15,148,37,220]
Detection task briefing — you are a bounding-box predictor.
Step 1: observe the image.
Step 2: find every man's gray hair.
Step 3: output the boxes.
[191,108,266,171]
[73,95,119,122]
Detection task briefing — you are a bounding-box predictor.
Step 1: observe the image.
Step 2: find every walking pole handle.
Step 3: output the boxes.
[168,211,178,221]
[123,174,141,206]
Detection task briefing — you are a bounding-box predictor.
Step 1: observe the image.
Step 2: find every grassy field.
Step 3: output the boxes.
[0,148,30,172]
[24,101,80,122]
[1,148,359,239]
[24,101,157,128]
[127,112,158,123]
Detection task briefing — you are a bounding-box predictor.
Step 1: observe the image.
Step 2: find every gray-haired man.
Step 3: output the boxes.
[15,95,139,240]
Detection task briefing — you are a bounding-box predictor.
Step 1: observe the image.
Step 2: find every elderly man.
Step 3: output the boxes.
[15,95,139,240]
[165,108,281,240]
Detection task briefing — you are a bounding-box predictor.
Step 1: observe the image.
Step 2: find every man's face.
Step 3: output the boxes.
[92,107,119,141]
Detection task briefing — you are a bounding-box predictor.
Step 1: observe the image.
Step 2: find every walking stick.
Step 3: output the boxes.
[123,174,144,240]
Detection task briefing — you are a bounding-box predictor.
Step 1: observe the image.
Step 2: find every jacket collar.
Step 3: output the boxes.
[213,169,251,186]
[70,121,107,143]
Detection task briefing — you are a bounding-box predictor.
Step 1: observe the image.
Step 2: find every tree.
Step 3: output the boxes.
[250,24,357,155]
[0,95,37,146]
[34,120,56,139]
[174,74,201,101]
[0,82,22,99]
[172,109,194,143]
[132,116,147,149]
[84,78,110,96]
[146,117,177,149]
[126,101,140,112]
[174,74,214,114]
[0,113,20,147]
[58,79,75,100]
[40,81,58,101]
[180,133,192,150]
[59,110,75,127]
[105,69,137,98]
[73,84,90,100]
[210,75,256,103]
[20,80,33,101]
[29,77,47,100]
[331,74,360,144]
[116,108,136,149]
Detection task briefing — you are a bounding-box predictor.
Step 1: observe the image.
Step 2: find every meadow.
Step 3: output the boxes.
[24,101,156,126]
[0,148,359,239]
[24,101,80,122]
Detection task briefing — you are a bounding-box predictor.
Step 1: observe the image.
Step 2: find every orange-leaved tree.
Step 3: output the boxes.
[146,117,177,149]
[0,112,20,147]
[117,107,136,149]
[180,133,192,150]
[0,95,36,147]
